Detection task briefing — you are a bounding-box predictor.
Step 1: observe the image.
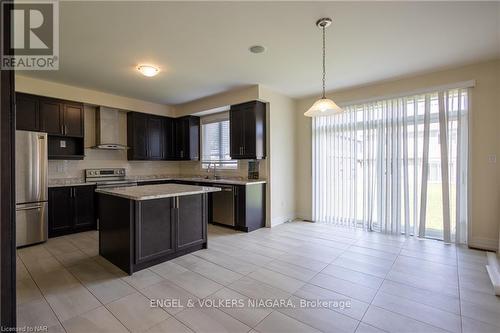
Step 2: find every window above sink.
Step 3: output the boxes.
[201,112,237,169]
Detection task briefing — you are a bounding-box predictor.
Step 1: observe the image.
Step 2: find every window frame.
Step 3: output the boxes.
[200,112,237,169]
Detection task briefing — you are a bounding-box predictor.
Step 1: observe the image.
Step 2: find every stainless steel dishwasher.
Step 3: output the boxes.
[212,185,235,226]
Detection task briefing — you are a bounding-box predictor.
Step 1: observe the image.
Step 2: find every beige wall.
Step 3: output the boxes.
[295,59,500,250]
[175,85,259,117]
[15,75,175,117]
[259,86,297,226]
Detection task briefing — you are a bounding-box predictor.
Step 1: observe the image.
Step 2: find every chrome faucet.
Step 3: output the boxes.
[205,162,218,179]
[212,163,217,179]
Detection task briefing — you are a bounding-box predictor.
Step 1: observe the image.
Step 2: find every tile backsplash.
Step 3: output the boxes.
[177,160,267,179]
[49,149,267,180]
[48,149,180,179]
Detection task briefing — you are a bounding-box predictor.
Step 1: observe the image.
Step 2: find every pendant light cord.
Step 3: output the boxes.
[322,24,326,99]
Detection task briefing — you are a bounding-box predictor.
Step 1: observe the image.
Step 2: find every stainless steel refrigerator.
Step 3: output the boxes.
[16,130,48,247]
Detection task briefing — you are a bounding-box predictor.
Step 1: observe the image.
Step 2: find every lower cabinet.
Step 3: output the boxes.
[132,194,207,272]
[135,180,266,232]
[177,194,206,250]
[48,185,96,237]
[233,184,266,232]
[135,198,176,265]
[97,192,208,274]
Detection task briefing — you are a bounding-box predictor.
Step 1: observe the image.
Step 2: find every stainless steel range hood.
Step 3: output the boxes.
[93,106,128,150]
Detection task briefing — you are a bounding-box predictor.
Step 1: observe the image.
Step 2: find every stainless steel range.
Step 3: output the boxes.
[85,168,137,188]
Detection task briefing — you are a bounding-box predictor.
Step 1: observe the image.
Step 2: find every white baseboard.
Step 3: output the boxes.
[486,252,500,295]
[294,211,312,221]
[271,215,295,227]
[469,237,498,251]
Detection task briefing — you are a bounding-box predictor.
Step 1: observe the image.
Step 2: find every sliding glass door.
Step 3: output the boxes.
[312,88,469,243]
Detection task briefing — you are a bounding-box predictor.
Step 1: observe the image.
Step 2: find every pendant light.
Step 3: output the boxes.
[304,18,343,117]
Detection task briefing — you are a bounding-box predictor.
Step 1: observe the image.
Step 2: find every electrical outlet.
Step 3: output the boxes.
[488,154,496,164]
[60,140,66,148]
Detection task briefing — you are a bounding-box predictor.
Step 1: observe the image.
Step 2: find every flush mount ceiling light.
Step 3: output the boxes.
[304,17,343,117]
[249,45,266,54]
[137,65,159,77]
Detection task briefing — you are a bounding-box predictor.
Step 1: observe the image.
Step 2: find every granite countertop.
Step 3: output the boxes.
[49,175,267,187]
[95,183,221,201]
[48,178,94,187]
[137,176,267,186]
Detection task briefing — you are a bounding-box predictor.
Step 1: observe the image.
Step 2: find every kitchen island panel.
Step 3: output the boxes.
[135,198,176,265]
[98,194,134,274]
[97,186,214,275]
[176,194,207,251]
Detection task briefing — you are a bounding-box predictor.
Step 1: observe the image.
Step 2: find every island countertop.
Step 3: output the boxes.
[95,183,221,201]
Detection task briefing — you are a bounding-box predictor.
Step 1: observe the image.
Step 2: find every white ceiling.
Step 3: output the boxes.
[19,1,500,105]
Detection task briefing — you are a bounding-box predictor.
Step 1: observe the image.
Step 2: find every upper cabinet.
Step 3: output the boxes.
[16,93,40,131]
[16,93,85,160]
[63,102,84,137]
[16,92,84,138]
[127,112,199,161]
[230,100,266,159]
[39,98,62,135]
[127,112,149,160]
[175,116,200,161]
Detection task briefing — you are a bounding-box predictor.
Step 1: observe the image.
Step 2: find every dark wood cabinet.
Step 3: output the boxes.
[135,179,266,233]
[135,198,175,264]
[99,192,208,274]
[177,194,206,250]
[40,98,63,135]
[63,103,84,137]
[48,187,74,236]
[147,115,165,160]
[127,112,149,160]
[16,93,39,131]
[73,186,96,229]
[49,185,96,237]
[230,100,266,159]
[164,117,176,160]
[234,184,266,232]
[175,116,200,160]
[127,112,199,161]
[128,112,168,161]
[15,92,85,160]
[16,92,84,137]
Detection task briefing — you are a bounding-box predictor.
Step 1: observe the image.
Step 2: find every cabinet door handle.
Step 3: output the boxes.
[64,125,67,135]
[60,124,63,134]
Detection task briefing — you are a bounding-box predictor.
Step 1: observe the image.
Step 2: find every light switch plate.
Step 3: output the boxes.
[60,140,66,148]
[488,154,496,163]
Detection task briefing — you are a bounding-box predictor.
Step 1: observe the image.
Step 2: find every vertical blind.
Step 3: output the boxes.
[312,87,469,243]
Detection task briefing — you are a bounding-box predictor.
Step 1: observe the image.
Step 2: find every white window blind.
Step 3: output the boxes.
[312,87,469,244]
[201,112,237,169]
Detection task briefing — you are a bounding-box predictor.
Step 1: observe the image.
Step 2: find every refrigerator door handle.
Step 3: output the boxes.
[16,204,43,211]
[38,134,48,201]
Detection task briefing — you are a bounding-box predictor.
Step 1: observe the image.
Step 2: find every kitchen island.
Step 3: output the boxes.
[96,184,220,274]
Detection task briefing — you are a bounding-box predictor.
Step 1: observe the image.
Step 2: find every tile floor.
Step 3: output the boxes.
[16,221,499,333]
